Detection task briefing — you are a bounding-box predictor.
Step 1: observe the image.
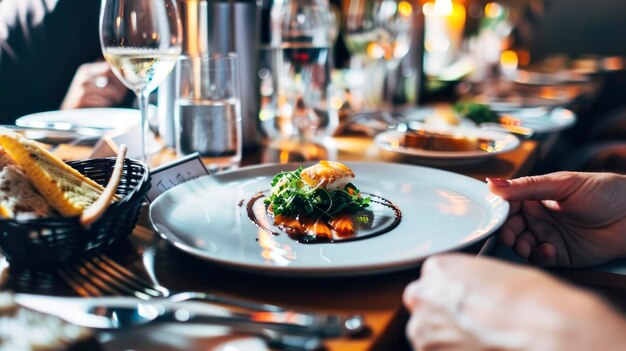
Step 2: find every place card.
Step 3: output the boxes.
[146,153,210,202]
[89,136,118,159]
[89,124,160,159]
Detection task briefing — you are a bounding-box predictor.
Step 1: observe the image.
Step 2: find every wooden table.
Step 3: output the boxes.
[51,135,540,350]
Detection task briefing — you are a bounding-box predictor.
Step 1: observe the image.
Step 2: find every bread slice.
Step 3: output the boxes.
[0,149,16,169]
[0,165,52,219]
[0,132,104,217]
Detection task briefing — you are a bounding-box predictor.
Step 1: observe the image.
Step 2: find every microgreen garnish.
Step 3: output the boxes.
[264,167,370,219]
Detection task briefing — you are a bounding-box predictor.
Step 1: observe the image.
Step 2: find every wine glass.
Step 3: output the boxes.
[270,0,337,140]
[343,0,413,112]
[100,0,182,164]
[342,0,378,111]
[374,0,413,112]
[342,0,377,64]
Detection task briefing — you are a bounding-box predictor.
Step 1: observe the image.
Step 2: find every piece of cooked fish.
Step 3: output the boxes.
[300,160,355,190]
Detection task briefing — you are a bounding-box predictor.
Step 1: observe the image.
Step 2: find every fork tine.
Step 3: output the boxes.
[58,268,99,297]
[79,258,147,297]
[91,254,163,298]
[60,253,162,300]
[63,260,127,297]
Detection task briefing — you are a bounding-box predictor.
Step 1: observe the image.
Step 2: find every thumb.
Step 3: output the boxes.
[487,172,582,202]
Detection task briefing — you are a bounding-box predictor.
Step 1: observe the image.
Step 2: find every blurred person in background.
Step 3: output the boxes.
[0,0,130,124]
[403,171,626,350]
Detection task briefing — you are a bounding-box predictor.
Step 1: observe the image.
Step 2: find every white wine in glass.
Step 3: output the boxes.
[100,0,182,164]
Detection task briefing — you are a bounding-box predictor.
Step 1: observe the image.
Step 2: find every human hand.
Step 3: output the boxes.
[487,172,626,267]
[61,61,128,110]
[403,254,626,351]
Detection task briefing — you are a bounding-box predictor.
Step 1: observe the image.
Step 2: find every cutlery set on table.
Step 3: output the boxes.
[14,293,365,350]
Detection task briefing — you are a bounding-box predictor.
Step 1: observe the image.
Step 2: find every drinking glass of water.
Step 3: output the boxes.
[100,0,182,164]
[175,54,242,172]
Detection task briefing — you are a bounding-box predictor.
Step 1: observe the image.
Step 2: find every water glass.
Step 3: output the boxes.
[267,0,338,140]
[175,54,242,172]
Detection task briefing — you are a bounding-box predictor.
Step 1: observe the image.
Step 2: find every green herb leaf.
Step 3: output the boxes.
[453,101,500,125]
[264,168,370,219]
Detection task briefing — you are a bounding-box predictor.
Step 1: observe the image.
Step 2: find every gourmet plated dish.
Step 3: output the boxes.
[260,161,382,242]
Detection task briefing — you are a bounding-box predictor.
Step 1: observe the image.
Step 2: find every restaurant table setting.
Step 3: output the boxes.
[0,124,537,351]
[1,0,624,350]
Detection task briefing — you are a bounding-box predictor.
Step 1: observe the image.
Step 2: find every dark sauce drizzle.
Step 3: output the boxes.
[246,191,402,244]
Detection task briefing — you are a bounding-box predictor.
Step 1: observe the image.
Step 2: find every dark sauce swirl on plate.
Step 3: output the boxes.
[247,191,401,243]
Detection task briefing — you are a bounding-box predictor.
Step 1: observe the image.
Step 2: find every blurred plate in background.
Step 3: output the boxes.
[375,125,520,165]
[0,125,100,144]
[503,107,577,134]
[16,108,142,136]
[514,69,591,86]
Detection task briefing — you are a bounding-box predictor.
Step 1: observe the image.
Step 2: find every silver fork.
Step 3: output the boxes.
[59,252,285,312]
[58,253,366,348]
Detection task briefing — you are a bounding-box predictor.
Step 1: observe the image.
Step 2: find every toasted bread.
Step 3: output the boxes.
[0,132,104,217]
[81,144,127,226]
[0,165,52,219]
[0,149,15,169]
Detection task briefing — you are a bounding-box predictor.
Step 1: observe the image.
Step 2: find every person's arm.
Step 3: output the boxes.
[60,61,128,110]
[487,171,626,267]
[403,254,626,351]
[0,0,102,122]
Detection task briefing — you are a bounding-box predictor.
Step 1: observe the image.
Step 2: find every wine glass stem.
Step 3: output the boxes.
[384,62,397,112]
[137,88,151,166]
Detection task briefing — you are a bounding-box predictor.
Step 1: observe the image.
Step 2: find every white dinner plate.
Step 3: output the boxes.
[16,108,141,134]
[149,162,509,277]
[513,69,591,86]
[400,105,577,135]
[375,126,520,166]
[505,107,577,134]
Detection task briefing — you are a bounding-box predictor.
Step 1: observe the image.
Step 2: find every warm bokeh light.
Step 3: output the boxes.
[330,96,344,110]
[500,50,518,68]
[258,108,273,121]
[603,56,624,71]
[422,0,466,75]
[398,1,413,17]
[422,2,434,16]
[366,42,384,59]
[433,0,453,16]
[279,150,290,163]
[500,50,518,79]
[484,2,503,18]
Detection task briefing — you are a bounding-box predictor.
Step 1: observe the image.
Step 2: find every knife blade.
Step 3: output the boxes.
[14,294,364,337]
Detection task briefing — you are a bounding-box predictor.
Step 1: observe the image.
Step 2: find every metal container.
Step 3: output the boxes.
[211,0,262,149]
[158,0,262,150]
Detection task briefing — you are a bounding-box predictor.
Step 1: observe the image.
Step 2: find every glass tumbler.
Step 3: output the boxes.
[175,54,242,172]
